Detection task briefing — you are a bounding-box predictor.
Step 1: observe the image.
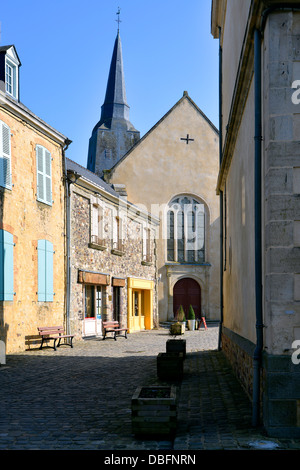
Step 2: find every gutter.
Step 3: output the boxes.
[62,139,73,336]
[252,3,300,428]
[218,26,224,351]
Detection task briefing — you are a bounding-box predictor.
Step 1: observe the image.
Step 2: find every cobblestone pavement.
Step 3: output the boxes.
[0,324,299,451]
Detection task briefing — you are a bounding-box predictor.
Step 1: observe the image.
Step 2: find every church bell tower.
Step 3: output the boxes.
[87,11,140,178]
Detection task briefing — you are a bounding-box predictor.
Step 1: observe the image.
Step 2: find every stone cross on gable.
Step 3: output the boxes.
[180,134,194,144]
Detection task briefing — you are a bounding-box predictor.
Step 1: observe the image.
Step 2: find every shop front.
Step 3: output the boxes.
[127,278,154,332]
[78,270,110,337]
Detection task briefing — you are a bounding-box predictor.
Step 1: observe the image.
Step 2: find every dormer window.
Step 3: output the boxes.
[0,45,21,101]
[5,59,17,98]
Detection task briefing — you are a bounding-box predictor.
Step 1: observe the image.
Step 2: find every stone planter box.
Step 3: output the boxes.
[131,386,177,437]
[170,322,185,335]
[166,338,186,358]
[157,352,184,380]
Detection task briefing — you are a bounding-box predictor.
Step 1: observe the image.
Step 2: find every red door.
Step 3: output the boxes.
[173,278,201,319]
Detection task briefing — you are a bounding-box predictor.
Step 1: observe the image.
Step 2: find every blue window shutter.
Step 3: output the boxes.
[37,240,46,301]
[0,121,12,190]
[37,240,53,302]
[0,230,14,301]
[45,241,53,302]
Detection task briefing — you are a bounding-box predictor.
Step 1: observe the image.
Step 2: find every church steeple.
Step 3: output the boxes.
[87,13,140,177]
[99,31,130,128]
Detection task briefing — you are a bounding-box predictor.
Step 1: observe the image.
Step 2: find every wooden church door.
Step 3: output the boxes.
[173,278,201,319]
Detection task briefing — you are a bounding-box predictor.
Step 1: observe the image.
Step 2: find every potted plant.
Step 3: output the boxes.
[169,305,186,335]
[131,386,177,437]
[187,305,196,331]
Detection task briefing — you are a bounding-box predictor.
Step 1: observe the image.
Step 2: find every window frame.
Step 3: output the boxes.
[5,58,18,99]
[166,196,206,263]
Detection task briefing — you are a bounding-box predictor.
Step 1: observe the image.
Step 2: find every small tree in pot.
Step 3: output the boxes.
[187,305,196,331]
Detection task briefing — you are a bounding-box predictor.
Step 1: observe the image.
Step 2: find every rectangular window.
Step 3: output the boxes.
[90,202,105,246]
[36,145,52,205]
[0,121,12,189]
[112,215,124,253]
[142,226,152,263]
[37,240,54,302]
[0,230,14,301]
[5,60,17,98]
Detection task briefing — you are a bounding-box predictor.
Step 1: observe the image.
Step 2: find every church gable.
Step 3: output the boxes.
[105,92,219,207]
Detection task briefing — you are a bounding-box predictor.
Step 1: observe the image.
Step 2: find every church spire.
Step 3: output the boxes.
[99,30,130,127]
[87,12,140,177]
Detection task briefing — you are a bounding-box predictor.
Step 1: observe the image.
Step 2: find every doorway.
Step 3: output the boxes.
[173,277,201,319]
[84,285,103,336]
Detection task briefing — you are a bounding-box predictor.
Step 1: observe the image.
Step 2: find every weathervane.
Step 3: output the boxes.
[116,7,121,33]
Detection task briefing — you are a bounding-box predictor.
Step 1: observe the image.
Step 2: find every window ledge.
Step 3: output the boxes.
[165,262,211,266]
[111,248,125,257]
[89,242,107,251]
[141,260,153,266]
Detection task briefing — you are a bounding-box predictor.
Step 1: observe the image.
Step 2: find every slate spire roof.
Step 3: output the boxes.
[99,32,131,128]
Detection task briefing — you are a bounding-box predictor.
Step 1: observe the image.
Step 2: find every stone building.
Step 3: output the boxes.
[87,32,140,178]
[105,92,220,324]
[0,45,70,354]
[66,158,159,337]
[211,0,300,437]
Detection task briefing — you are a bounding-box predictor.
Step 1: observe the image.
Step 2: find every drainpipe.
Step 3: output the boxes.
[218,26,223,351]
[252,28,263,428]
[252,3,300,428]
[62,139,72,336]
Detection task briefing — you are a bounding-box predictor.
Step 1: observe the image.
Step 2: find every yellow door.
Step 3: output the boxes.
[127,278,154,333]
[133,290,145,331]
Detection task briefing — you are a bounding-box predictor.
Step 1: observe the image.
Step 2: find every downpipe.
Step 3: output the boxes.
[252,3,300,429]
[253,28,263,428]
[218,26,224,351]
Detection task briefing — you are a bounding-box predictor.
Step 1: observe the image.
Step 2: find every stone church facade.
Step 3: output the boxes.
[105,92,220,324]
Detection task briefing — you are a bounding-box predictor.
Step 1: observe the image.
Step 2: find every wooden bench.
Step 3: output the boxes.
[102,321,128,341]
[37,326,74,351]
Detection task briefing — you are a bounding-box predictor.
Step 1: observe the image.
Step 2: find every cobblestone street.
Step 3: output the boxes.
[0,324,299,451]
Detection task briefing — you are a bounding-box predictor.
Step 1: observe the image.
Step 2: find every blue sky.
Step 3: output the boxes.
[1,0,219,167]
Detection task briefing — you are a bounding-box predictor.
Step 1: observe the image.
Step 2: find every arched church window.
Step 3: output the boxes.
[166,196,205,263]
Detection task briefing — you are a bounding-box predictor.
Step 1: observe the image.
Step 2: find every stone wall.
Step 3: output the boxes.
[0,108,66,353]
[69,185,158,338]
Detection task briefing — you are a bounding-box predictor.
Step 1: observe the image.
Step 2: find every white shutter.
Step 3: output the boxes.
[0,122,12,189]
[36,145,52,205]
[36,145,44,201]
[44,149,52,204]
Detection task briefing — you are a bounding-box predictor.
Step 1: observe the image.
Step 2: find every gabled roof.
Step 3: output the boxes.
[66,158,120,198]
[105,91,219,175]
[0,45,21,65]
